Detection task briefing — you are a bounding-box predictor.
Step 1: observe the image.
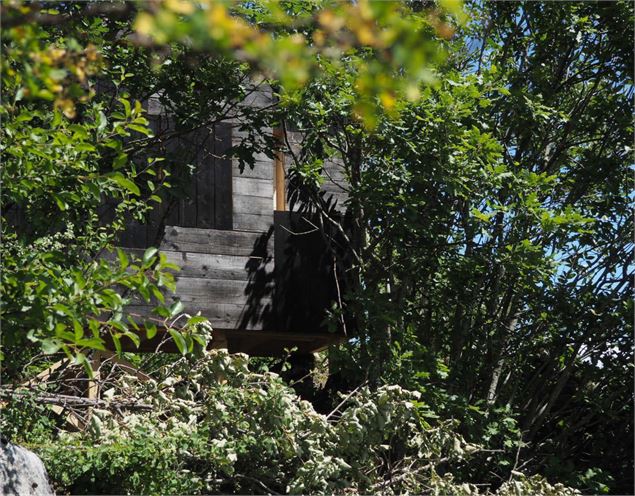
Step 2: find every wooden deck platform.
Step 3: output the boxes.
[107,326,343,356]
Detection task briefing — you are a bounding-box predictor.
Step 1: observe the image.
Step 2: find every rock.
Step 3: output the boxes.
[0,437,54,495]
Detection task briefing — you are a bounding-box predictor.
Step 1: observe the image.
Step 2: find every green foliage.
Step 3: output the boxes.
[134,0,461,127]
[0,7,212,367]
[1,1,631,494]
[495,474,581,496]
[7,350,574,496]
[2,2,286,369]
[280,1,632,492]
[0,392,57,445]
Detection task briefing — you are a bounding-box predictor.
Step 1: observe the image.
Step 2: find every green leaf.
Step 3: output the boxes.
[151,286,165,304]
[169,300,184,317]
[97,111,108,132]
[111,333,122,355]
[154,305,171,318]
[145,322,158,340]
[108,172,140,195]
[169,329,187,355]
[16,112,35,123]
[120,97,132,117]
[127,315,140,330]
[77,338,106,351]
[41,339,62,354]
[75,143,96,152]
[128,124,151,135]
[113,153,128,169]
[53,195,67,211]
[192,334,207,348]
[72,352,88,366]
[73,320,84,340]
[143,247,158,264]
[186,315,207,326]
[117,248,129,270]
[123,331,141,348]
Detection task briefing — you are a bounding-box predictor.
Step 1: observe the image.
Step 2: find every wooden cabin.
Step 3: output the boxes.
[117,86,349,356]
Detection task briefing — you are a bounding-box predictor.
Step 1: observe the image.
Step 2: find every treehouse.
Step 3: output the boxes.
[116,87,349,357]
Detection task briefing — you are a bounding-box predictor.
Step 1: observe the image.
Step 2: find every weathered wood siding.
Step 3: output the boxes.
[123,226,275,331]
[115,85,349,340]
[231,86,275,232]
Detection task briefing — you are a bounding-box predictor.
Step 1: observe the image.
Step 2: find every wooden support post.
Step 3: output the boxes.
[51,405,85,431]
[273,127,286,211]
[87,351,101,400]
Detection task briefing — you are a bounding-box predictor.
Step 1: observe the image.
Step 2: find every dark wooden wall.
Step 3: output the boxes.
[124,226,275,331]
[273,211,339,334]
[123,214,349,338]
[119,121,233,249]
[172,124,233,231]
[114,86,350,344]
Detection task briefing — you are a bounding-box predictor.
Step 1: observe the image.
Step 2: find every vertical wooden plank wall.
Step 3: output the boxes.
[119,87,277,331]
[214,124,233,230]
[195,127,216,229]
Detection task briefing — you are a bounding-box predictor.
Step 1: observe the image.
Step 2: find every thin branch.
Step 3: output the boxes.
[0,388,153,410]
[2,2,136,29]
[326,381,367,421]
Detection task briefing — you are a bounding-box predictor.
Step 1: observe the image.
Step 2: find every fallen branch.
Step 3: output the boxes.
[369,457,450,492]
[0,388,153,411]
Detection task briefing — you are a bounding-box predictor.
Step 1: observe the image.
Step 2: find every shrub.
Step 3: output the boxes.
[9,350,577,495]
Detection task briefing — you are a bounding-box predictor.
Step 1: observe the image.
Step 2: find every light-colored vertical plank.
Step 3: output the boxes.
[273,127,286,211]
[87,351,102,401]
